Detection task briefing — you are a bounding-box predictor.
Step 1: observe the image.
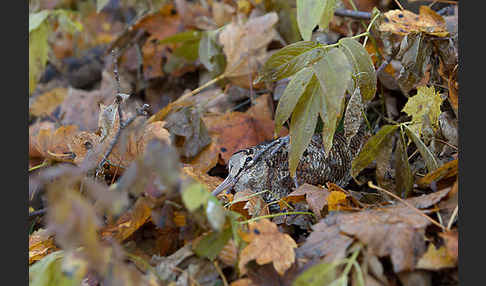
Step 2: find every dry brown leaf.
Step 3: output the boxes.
[218,239,239,267]
[439,230,458,262]
[219,12,278,88]
[181,165,224,191]
[29,121,55,158]
[29,229,58,264]
[417,243,456,270]
[230,278,256,286]
[379,6,448,37]
[30,87,67,117]
[239,219,297,276]
[417,159,458,188]
[100,197,152,242]
[286,184,330,220]
[231,189,269,218]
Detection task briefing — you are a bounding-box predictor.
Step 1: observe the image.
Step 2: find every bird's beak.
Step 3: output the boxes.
[212,176,236,196]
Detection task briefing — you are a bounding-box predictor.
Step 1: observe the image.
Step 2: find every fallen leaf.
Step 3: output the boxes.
[287,183,330,219]
[239,219,297,275]
[402,86,443,136]
[218,239,239,267]
[327,191,348,211]
[231,189,269,218]
[417,244,456,270]
[29,121,55,158]
[378,6,448,37]
[181,165,224,191]
[417,159,458,188]
[439,230,458,262]
[30,87,67,117]
[100,197,152,242]
[219,12,278,88]
[29,229,58,264]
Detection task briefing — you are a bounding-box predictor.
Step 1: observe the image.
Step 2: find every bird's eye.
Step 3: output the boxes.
[245,156,253,164]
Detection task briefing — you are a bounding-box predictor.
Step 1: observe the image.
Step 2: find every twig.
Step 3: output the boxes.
[29,208,47,218]
[29,160,49,172]
[238,211,315,224]
[447,204,458,230]
[213,261,229,286]
[368,181,446,231]
[177,73,226,103]
[393,0,405,10]
[334,8,371,20]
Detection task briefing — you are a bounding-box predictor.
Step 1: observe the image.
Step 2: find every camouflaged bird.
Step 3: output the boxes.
[212,126,368,203]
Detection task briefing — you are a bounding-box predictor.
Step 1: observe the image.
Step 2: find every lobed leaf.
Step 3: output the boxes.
[274,67,314,135]
[339,38,377,102]
[312,48,352,154]
[404,125,439,173]
[351,125,399,178]
[289,76,321,177]
[262,41,325,83]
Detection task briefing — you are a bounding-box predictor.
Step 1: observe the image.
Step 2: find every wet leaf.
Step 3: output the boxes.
[378,6,448,37]
[339,38,377,102]
[395,132,413,198]
[351,125,399,178]
[206,196,226,232]
[289,75,321,177]
[404,124,439,173]
[312,48,352,154]
[402,86,443,136]
[274,67,314,135]
[182,183,210,212]
[239,219,297,275]
[417,244,456,270]
[292,262,338,286]
[262,41,325,83]
[194,227,232,260]
[343,88,364,145]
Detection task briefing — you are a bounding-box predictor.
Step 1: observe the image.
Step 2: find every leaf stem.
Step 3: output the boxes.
[29,160,49,172]
[238,211,315,224]
[177,73,226,102]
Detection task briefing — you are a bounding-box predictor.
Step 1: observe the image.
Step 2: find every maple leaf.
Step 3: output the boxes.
[239,219,297,276]
[402,85,443,136]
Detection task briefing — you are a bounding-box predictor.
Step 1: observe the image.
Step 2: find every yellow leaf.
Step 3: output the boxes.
[417,244,456,270]
[327,191,347,211]
[402,86,443,136]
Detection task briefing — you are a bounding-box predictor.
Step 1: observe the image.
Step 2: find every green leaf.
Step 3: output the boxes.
[194,227,232,261]
[159,30,202,45]
[319,0,337,31]
[296,0,326,41]
[395,130,413,198]
[312,48,352,154]
[29,10,50,32]
[97,0,110,13]
[29,21,49,95]
[292,262,338,286]
[206,196,226,232]
[173,40,200,61]
[262,41,325,83]
[329,276,348,286]
[339,38,377,102]
[289,75,321,177]
[53,10,83,34]
[199,29,222,72]
[29,251,83,286]
[181,183,210,212]
[275,67,314,135]
[404,125,439,173]
[351,125,399,178]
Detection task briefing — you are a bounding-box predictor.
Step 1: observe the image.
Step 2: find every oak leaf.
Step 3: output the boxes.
[239,219,297,276]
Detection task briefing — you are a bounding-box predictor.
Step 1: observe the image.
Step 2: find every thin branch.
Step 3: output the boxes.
[368,181,446,231]
[447,204,458,230]
[334,8,371,20]
[238,211,315,224]
[29,208,47,218]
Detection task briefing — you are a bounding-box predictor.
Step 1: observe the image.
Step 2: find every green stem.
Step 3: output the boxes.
[322,32,370,50]
[238,211,315,224]
[224,190,270,208]
[342,244,361,276]
[29,160,49,172]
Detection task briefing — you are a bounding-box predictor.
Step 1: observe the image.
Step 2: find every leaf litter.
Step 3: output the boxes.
[29,1,459,285]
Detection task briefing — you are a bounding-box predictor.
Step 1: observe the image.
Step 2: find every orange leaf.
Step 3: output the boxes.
[239,219,297,276]
[379,6,449,37]
[327,191,348,211]
[417,244,456,270]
